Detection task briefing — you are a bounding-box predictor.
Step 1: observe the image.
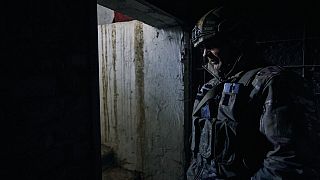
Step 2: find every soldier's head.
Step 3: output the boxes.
[192,6,257,80]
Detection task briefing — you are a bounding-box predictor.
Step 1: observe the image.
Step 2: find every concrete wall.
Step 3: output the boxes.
[98,20,185,179]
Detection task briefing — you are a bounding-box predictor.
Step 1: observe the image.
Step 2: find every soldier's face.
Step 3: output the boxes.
[203,48,222,76]
[202,40,239,79]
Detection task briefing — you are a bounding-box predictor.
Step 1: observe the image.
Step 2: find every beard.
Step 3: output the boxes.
[203,58,225,81]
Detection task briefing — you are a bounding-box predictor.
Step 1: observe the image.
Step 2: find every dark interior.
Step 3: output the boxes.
[3,0,320,179]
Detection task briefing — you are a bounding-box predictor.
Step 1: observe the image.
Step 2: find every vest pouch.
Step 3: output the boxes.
[214,119,237,165]
[214,83,243,165]
[198,117,216,158]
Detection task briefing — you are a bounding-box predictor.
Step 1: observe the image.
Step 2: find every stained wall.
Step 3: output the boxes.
[98,20,185,179]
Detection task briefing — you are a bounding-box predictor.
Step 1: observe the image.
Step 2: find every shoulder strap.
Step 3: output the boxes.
[192,68,262,116]
[192,84,221,116]
[238,68,262,86]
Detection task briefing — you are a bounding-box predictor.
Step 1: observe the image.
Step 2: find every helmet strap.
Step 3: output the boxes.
[202,64,224,83]
[224,53,243,78]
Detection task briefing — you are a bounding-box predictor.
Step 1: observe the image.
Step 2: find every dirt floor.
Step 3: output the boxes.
[102,167,141,180]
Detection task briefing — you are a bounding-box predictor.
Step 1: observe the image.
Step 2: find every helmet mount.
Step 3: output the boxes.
[192,6,251,49]
[191,7,227,48]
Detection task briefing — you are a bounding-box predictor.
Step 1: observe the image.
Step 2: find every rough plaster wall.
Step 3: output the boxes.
[142,24,185,179]
[98,20,185,179]
[98,22,137,164]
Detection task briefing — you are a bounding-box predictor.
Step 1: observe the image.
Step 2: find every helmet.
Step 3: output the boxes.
[191,6,245,48]
[192,6,258,80]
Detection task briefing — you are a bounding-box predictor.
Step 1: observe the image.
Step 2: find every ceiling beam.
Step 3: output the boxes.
[97,0,183,28]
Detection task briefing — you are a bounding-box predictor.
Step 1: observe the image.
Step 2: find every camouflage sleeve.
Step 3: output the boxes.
[251,72,310,179]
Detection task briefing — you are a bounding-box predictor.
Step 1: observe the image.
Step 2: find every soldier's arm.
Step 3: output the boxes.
[251,73,306,179]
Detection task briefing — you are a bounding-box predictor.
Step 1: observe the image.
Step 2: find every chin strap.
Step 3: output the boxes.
[224,53,243,78]
[202,64,224,83]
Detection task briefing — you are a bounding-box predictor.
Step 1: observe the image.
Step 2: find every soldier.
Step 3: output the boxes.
[187,6,320,180]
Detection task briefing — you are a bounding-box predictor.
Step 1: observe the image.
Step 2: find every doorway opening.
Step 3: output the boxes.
[97,3,189,179]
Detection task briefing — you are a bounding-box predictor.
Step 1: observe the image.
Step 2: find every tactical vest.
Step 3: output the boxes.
[187,67,270,180]
[187,66,320,180]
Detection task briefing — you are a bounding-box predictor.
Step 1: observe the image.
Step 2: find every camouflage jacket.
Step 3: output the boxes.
[187,66,320,180]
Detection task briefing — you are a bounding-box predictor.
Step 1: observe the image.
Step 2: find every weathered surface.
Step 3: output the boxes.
[98,20,185,179]
[142,23,185,179]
